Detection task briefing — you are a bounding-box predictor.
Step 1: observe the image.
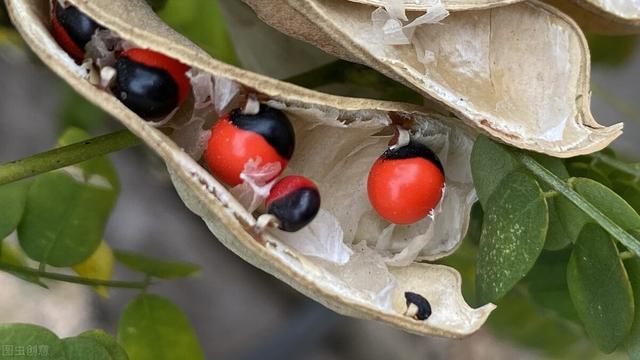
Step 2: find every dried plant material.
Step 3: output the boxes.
[244,0,623,157]
[7,0,494,337]
[543,0,640,34]
[347,0,522,11]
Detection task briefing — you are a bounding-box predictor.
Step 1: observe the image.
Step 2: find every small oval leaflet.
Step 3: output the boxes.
[476,170,549,304]
[567,224,634,354]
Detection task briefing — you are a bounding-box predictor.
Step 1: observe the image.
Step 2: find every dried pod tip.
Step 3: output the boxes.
[367,140,444,225]
[404,292,432,321]
[204,104,295,186]
[266,176,321,232]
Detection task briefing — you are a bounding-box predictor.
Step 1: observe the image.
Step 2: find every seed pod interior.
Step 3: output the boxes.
[244,0,624,157]
[7,0,495,337]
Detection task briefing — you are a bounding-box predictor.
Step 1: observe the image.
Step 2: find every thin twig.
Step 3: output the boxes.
[0,261,149,289]
[0,129,141,186]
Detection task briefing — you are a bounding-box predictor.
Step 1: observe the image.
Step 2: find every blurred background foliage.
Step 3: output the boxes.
[0,0,639,358]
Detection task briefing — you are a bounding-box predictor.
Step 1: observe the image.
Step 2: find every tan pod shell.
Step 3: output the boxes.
[7,0,495,337]
[345,0,520,11]
[344,0,640,33]
[244,0,623,157]
[543,0,640,34]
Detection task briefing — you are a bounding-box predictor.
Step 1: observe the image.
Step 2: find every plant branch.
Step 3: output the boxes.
[0,129,141,186]
[517,153,640,257]
[0,261,149,289]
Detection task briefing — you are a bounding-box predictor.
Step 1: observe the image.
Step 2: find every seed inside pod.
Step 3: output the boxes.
[266,176,321,232]
[404,292,432,321]
[50,0,103,63]
[204,105,295,186]
[112,48,191,119]
[23,0,490,335]
[367,140,444,225]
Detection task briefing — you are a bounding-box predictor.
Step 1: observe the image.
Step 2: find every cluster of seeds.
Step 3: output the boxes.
[50,0,446,235]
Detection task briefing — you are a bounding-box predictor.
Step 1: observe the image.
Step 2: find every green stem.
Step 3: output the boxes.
[0,129,141,186]
[517,153,640,257]
[0,261,149,289]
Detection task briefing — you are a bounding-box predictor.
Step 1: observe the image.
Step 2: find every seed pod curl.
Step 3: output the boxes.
[244,0,623,157]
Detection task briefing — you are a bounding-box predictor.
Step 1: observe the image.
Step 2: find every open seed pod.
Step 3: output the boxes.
[244,0,623,157]
[345,0,521,11]
[7,0,497,337]
[543,0,640,34]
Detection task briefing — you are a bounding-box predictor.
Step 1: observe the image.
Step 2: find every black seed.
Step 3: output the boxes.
[381,140,444,174]
[54,3,102,50]
[230,104,295,160]
[112,56,180,119]
[268,187,320,232]
[404,292,432,321]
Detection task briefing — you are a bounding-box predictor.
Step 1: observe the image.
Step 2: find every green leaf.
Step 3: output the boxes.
[544,201,572,251]
[58,87,106,133]
[488,289,594,359]
[118,294,205,360]
[476,171,549,304]
[626,258,640,359]
[0,180,30,240]
[18,170,117,267]
[1,242,47,287]
[73,240,115,298]
[567,224,634,353]
[522,249,579,323]
[0,323,66,360]
[114,250,200,279]
[57,128,119,190]
[567,162,611,188]
[18,127,118,266]
[78,330,128,360]
[556,177,640,244]
[465,202,483,246]
[62,337,111,360]
[529,154,571,251]
[587,34,638,66]
[158,0,239,65]
[146,0,168,11]
[470,135,520,207]
[614,180,640,214]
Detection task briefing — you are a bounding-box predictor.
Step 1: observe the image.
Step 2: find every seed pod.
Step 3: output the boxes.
[112,48,191,119]
[50,1,103,62]
[7,0,495,337]
[205,105,295,186]
[243,0,623,157]
[368,141,444,225]
[542,0,640,34]
[266,176,321,232]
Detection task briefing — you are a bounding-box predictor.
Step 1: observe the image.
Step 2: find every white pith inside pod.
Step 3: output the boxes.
[7,0,496,337]
[244,0,624,157]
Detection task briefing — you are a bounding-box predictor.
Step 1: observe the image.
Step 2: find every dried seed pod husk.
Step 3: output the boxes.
[7,0,495,337]
[244,0,623,157]
[542,0,640,34]
[346,0,520,11]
